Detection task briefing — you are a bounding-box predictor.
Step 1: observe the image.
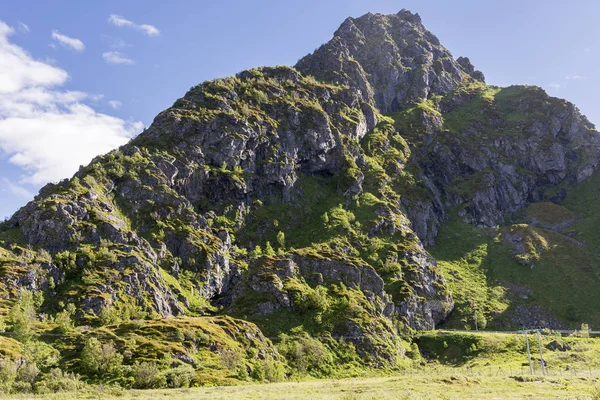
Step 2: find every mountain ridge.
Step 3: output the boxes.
[0,9,599,389]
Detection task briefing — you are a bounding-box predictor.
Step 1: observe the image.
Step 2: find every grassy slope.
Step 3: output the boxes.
[429,168,600,329]
[6,331,600,399]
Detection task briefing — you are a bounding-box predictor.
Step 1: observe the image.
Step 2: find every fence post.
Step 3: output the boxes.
[525,331,533,375]
[536,331,546,376]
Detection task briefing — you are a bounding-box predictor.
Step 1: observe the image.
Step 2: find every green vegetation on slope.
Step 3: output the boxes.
[430,167,600,330]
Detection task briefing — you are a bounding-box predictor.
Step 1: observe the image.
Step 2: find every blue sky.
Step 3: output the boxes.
[1,0,599,219]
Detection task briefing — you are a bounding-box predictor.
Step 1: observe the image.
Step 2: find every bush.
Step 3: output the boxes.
[277,336,332,376]
[276,231,285,250]
[8,289,38,339]
[264,241,276,257]
[34,368,84,394]
[80,338,123,377]
[164,364,196,388]
[17,362,40,384]
[294,286,330,314]
[251,245,263,257]
[0,360,16,393]
[11,381,32,393]
[99,306,121,325]
[131,362,166,389]
[23,340,60,368]
[251,356,285,382]
[55,305,75,333]
[220,348,243,370]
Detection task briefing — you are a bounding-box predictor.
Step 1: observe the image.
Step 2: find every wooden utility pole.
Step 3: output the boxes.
[536,330,546,376]
[525,331,533,375]
[474,311,478,331]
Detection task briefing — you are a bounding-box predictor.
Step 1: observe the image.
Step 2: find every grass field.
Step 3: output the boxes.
[2,372,599,400]
[4,330,600,399]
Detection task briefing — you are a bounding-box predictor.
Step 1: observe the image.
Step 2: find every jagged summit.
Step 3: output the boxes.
[296,9,485,113]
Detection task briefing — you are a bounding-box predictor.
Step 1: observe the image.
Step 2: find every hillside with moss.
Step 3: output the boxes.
[0,9,599,394]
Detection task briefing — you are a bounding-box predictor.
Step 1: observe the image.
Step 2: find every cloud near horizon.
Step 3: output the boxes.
[108,14,160,36]
[0,21,143,187]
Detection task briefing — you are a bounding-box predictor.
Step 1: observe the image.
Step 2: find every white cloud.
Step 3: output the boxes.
[0,21,142,186]
[17,22,29,33]
[566,73,585,81]
[102,51,134,65]
[1,177,34,200]
[89,93,104,102]
[548,83,562,89]
[0,23,67,94]
[108,14,160,37]
[108,100,122,109]
[51,30,85,52]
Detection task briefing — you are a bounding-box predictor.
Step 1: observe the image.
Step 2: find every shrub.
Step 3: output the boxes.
[264,241,276,257]
[579,323,591,338]
[131,361,166,389]
[164,364,196,388]
[80,338,123,377]
[55,304,76,333]
[17,362,40,384]
[34,368,84,394]
[11,381,32,393]
[276,231,286,250]
[99,306,121,325]
[277,336,332,376]
[220,348,243,370]
[0,360,16,393]
[23,340,60,368]
[251,356,285,382]
[294,286,329,314]
[8,289,37,339]
[251,245,263,257]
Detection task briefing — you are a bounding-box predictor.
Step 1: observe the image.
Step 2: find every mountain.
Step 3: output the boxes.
[1,9,600,387]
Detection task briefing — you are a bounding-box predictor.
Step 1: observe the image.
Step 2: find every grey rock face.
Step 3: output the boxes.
[398,85,600,244]
[296,10,481,113]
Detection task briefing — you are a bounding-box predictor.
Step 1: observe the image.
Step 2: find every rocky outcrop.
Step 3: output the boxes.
[296,10,481,113]
[396,85,600,244]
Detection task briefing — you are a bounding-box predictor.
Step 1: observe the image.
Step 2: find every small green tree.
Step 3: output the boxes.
[80,338,123,376]
[9,290,38,339]
[55,304,76,334]
[99,305,121,325]
[264,241,276,257]
[580,323,591,338]
[251,245,263,257]
[276,231,285,250]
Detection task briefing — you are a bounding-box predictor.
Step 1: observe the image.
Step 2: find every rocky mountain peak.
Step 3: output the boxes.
[296,10,485,113]
[2,9,600,383]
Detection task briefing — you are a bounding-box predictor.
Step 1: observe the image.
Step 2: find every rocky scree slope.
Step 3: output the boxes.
[0,9,599,373]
